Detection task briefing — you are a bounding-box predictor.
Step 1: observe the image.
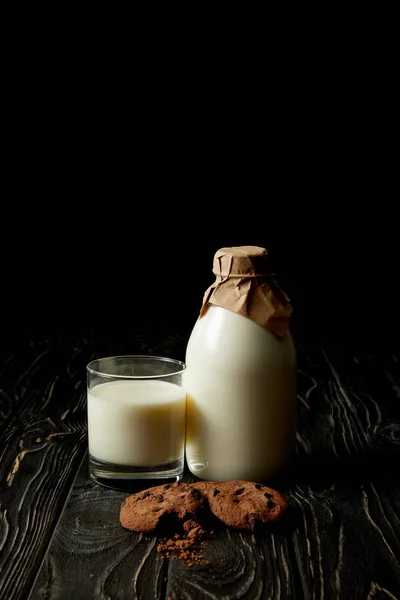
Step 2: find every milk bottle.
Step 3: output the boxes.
[184,246,297,481]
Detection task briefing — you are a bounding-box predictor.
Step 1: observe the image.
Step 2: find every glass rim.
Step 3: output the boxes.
[86,354,186,380]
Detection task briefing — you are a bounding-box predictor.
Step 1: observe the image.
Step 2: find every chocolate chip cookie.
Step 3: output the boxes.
[192,480,288,531]
[120,482,206,533]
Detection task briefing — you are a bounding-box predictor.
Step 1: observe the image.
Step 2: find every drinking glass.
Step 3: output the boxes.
[87,355,186,489]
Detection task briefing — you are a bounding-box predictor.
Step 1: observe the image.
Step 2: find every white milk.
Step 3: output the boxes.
[184,305,297,481]
[88,380,186,466]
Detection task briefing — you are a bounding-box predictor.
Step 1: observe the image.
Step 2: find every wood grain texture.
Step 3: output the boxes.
[0,337,95,600]
[23,340,400,600]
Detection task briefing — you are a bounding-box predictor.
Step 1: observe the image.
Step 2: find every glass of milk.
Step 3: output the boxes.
[87,355,186,489]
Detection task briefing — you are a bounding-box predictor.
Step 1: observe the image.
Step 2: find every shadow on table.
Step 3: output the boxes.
[268,443,400,491]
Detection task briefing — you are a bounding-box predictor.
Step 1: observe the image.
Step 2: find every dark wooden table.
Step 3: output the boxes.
[1,326,400,599]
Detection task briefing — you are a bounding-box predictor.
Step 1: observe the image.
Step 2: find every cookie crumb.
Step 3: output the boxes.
[156,518,209,564]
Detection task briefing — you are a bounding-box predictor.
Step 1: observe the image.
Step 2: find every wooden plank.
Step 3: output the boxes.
[0,336,95,600]
[28,344,400,599]
[0,339,52,434]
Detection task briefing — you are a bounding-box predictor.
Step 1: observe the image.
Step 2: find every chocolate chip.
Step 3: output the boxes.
[248,517,257,531]
[212,488,220,497]
[232,498,239,504]
[267,500,275,509]
[139,491,150,500]
[264,492,273,499]
[157,495,164,503]
[234,487,245,495]
[163,484,172,490]
[191,489,202,500]
[255,484,263,490]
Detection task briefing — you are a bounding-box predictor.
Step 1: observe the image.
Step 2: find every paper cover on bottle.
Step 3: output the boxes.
[200,246,292,337]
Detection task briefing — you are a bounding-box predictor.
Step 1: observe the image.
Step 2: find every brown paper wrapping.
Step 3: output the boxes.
[200,246,292,337]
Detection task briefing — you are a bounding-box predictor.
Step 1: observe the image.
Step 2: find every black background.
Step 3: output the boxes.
[1,26,398,354]
[1,195,398,352]
[1,81,398,352]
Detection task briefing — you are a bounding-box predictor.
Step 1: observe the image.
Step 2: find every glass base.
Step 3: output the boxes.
[89,455,184,491]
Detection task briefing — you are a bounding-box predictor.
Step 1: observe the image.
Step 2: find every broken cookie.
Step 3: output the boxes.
[120,482,205,533]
